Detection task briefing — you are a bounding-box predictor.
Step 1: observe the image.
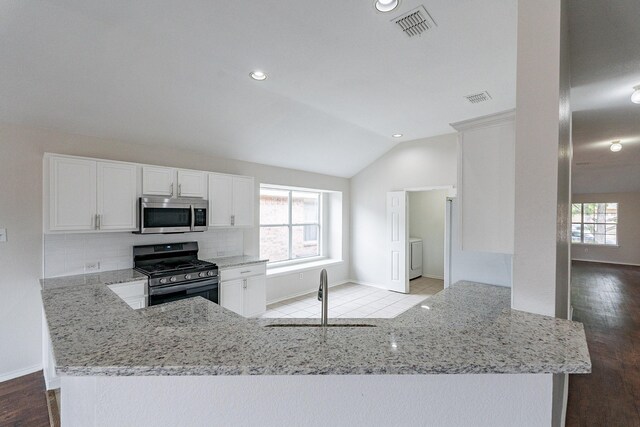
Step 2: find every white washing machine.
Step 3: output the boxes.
[409,237,423,280]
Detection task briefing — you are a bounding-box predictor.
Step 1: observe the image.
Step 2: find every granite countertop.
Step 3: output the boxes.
[40,269,147,290]
[41,278,591,377]
[206,255,268,269]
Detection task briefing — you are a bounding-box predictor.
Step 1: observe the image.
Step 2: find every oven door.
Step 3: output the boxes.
[148,278,219,306]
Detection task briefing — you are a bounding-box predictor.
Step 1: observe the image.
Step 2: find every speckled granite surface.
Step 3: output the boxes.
[40,269,147,290]
[41,281,591,377]
[206,255,267,269]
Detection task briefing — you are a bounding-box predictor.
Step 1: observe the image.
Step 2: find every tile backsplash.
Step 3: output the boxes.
[44,229,244,278]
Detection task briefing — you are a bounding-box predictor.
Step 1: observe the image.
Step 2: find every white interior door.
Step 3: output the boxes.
[387,191,408,293]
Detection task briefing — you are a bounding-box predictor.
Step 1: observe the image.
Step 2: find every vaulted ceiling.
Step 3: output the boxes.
[0,0,516,177]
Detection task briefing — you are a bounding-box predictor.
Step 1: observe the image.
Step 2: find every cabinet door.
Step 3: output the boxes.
[123,296,146,310]
[97,162,138,230]
[232,176,255,227]
[243,275,266,317]
[208,173,233,226]
[49,157,97,231]
[142,166,175,197]
[220,279,244,315]
[177,170,206,198]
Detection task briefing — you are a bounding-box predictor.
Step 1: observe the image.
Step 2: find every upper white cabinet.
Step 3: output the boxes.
[208,173,254,227]
[142,166,174,197]
[49,157,97,231]
[143,166,206,198]
[97,162,137,230]
[452,110,515,254]
[177,170,206,198]
[48,156,138,232]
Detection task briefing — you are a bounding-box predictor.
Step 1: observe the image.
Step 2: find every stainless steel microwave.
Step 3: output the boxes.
[138,197,208,234]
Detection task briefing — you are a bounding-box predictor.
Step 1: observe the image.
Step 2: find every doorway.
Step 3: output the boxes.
[386,186,454,294]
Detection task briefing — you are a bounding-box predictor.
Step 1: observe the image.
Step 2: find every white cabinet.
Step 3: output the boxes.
[143,166,206,198]
[142,166,175,197]
[219,263,266,317]
[48,157,137,232]
[97,162,137,230]
[49,156,97,231]
[177,170,206,198]
[108,280,148,309]
[451,110,515,254]
[208,173,254,227]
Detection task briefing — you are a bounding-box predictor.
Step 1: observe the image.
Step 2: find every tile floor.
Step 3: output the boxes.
[261,276,444,319]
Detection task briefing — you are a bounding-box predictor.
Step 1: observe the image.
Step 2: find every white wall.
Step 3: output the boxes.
[61,374,553,427]
[573,164,640,194]
[350,134,457,285]
[0,123,350,381]
[408,190,447,279]
[572,192,640,266]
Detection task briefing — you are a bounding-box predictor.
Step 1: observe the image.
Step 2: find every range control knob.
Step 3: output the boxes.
[184,274,192,280]
[159,278,168,285]
[170,276,177,283]
[207,271,215,277]
[199,272,206,278]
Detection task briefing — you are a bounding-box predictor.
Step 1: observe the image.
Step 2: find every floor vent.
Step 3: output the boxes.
[465,91,492,104]
[393,6,437,38]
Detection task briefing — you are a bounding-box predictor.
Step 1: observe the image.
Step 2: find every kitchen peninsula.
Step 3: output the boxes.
[41,277,590,426]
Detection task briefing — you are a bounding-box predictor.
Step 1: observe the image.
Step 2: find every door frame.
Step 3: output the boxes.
[403,185,456,290]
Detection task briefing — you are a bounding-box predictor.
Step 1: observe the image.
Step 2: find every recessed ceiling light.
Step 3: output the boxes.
[610,141,622,152]
[375,0,399,13]
[250,71,267,81]
[631,85,640,104]
[392,133,403,138]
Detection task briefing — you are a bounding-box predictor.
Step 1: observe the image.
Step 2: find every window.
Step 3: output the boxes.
[571,203,618,245]
[260,186,321,263]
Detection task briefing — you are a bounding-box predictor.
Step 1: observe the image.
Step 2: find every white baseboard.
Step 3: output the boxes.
[0,364,42,383]
[348,280,387,290]
[572,259,640,267]
[266,280,349,305]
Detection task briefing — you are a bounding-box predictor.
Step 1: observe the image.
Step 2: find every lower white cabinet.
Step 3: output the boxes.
[219,264,266,317]
[107,280,148,309]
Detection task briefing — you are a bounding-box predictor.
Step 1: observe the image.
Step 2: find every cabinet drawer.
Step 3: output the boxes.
[108,280,148,299]
[220,263,266,281]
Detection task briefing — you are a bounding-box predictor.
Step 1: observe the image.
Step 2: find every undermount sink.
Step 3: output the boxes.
[266,323,376,328]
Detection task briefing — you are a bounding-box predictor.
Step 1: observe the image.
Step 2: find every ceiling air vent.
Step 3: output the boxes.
[393,6,437,38]
[465,91,492,104]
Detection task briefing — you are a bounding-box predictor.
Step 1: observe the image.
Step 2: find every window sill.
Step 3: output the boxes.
[267,258,344,278]
[571,243,620,248]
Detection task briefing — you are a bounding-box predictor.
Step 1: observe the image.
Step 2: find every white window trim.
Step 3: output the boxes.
[260,185,323,264]
[571,202,619,246]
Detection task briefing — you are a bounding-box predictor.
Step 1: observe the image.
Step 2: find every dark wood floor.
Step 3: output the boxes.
[0,370,50,427]
[566,261,640,427]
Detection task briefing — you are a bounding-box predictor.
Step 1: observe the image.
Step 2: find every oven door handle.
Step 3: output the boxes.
[149,280,217,296]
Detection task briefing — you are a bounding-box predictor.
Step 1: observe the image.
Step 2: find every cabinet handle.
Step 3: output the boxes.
[94,214,99,230]
[178,183,182,197]
[240,270,251,274]
[231,214,235,226]
[170,182,174,196]
[97,214,101,230]
[243,279,247,289]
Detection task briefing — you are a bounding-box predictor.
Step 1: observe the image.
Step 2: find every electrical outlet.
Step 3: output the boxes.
[299,273,303,280]
[0,228,6,243]
[85,262,100,273]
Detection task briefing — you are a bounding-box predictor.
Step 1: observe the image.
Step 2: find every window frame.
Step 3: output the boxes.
[259,185,323,265]
[571,202,619,246]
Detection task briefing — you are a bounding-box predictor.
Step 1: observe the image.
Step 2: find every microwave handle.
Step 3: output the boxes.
[190,205,195,231]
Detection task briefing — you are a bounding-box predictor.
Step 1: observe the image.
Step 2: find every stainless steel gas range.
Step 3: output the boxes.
[133,242,218,306]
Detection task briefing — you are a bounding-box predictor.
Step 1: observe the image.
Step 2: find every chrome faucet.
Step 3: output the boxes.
[317,269,328,327]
